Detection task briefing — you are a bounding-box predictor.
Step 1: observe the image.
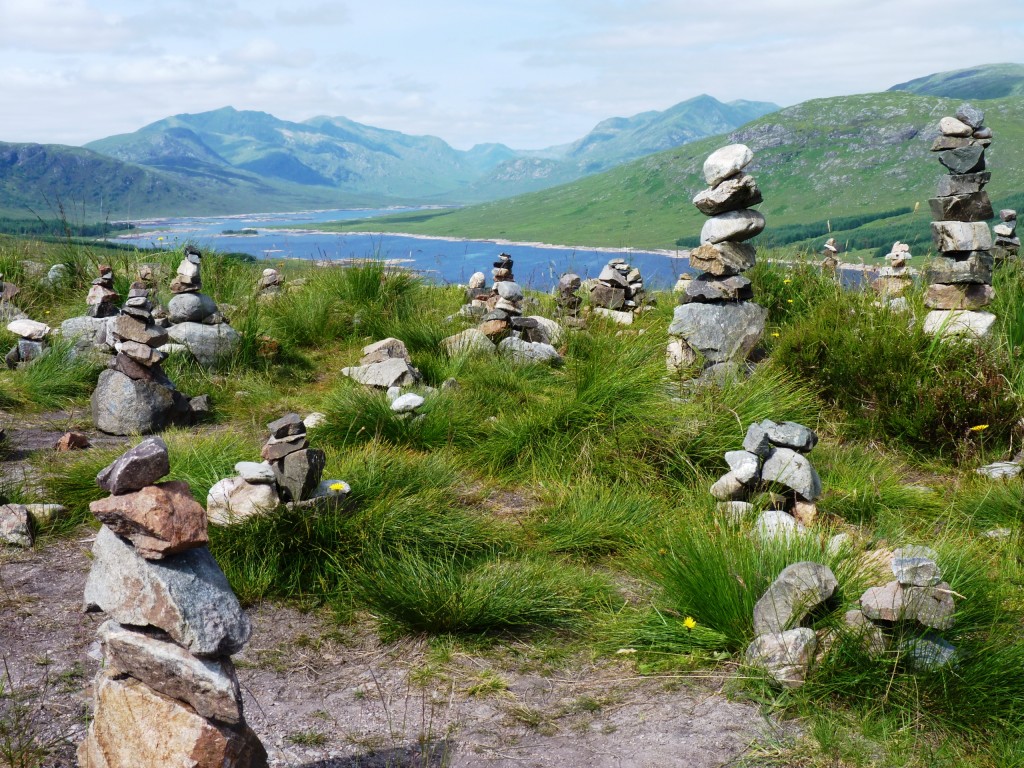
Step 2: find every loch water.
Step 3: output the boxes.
[110,208,693,291]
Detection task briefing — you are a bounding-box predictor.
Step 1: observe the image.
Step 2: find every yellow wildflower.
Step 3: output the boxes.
[783,279,791,284]
[969,424,989,432]
[683,616,697,630]
[771,332,780,337]
[329,481,351,493]
[787,299,794,303]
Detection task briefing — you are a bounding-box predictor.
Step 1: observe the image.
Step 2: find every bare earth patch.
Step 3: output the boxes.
[0,533,790,767]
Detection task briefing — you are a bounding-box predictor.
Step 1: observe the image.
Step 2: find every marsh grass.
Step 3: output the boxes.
[0,339,103,410]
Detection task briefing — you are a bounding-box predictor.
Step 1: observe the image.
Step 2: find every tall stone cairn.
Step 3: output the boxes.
[923,103,996,335]
[91,279,180,435]
[86,265,120,318]
[668,144,768,373]
[492,252,515,283]
[79,437,267,767]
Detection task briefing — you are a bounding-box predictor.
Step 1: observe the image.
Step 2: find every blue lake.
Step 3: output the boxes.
[111,208,694,291]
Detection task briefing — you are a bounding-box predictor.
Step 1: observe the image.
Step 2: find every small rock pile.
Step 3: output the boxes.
[669,144,767,376]
[923,103,996,338]
[994,209,1019,261]
[710,420,822,537]
[165,246,241,367]
[343,337,421,389]
[87,265,120,318]
[589,258,646,324]
[492,252,515,283]
[854,546,957,670]
[746,561,838,687]
[256,267,284,296]
[5,318,50,368]
[555,272,583,323]
[207,413,333,525]
[873,241,914,297]
[79,438,266,766]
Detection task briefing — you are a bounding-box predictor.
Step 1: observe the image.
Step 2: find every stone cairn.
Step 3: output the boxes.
[853,546,957,671]
[555,272,583,324]
[746,561,838,687]
[820,238,840,275]
[710,420,822,536]
[994,209,1019,261]
[872,241,913,297]
[165,246,241,367]
[668,144,767,376]
[91,283,179,435]
[87,265,120,318]
[923,103,996,337]
[447,257,563,364]
[256,267,284,297]
[207,413,336,525]
[5,318,50,368]
[588,258,646,324]
[343,337,422,389]
[79,437,267,766]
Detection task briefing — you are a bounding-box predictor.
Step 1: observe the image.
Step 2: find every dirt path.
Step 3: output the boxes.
[0,533,790,768]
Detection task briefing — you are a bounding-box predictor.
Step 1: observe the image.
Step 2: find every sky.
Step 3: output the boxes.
[2,0,1023,151]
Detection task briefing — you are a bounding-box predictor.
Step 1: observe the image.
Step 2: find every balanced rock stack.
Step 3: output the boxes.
[555,272,583,322]
[79,437,267,767]
[873,241,914,297]
[207,413,333,524]
[256,268,284,296]
[589,258,646,323]
[994,209,1019,261]
[492,252,515,283]
[87,265,120,318]
[5,318,50,368]
[342,337,421,389]
[165,247,241,367]
[923,104,996,336]
[669,144,767,374]
[710,420,822,537]
[854,545,956,670]
[746,561,838,687]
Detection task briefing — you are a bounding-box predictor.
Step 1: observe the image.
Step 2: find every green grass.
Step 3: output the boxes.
[0,339,104,411]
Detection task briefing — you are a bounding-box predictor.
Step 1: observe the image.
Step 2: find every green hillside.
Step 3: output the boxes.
[889,63,1024,99]
[311,91,1024,252]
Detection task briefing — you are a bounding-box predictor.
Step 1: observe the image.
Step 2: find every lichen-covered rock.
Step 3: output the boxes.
[753,562,838,636]
[745,628,817,688]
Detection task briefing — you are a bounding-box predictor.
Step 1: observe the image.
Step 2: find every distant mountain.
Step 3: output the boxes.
[318,91,1024,252]
[889,63,1024,99]
[0,140,380,221]
[78,97,778,209]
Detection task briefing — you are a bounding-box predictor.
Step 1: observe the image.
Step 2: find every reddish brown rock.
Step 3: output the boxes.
[77,672,266,768]
[55,431,91,451]
[89,481,207,559]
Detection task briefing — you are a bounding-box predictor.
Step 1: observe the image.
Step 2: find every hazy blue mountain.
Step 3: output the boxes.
[888,63,1024,99]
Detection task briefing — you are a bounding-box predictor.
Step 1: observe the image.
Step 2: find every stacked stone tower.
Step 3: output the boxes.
[923,103,996,336]
[668,144,767,375]
[79,437,266,766]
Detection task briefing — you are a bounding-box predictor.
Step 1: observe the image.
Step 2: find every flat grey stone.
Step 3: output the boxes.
[936,171,990,196]
[902,635,957,671]
[96,437,170,495]
[668,301,767,363]
[165,322,240,368]
[443,328,496,356]
[391,393,425,413]
[497,337,562,365]
[753,562,838,635]
[928,192,993,222]
[760,447,822,500]
[703,144,754,186]
[976,461,1022,479]
[99,620,243,725]
[925,252,992,285]
[742,422,772,457]
[955,103,985,129]
[923,310,995,338]
[342,357,418,388]
[682,274,753,303]
[496,281,523,301]
[937,145,985,174]
[724,450,760,485]
[700,209,766,245]
[266,413,305,438]
[234,461,276,484]
[84,525,251,656]
[692,174,762,216]
[763,421,818,453]
[745,628,816,688]
[892,545,941,587]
